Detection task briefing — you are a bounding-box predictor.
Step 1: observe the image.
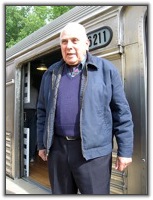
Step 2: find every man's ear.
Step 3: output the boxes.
[85,39,90,51]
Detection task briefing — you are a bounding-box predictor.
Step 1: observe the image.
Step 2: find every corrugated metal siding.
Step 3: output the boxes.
[6,6,107,60]
[6,132,12,177]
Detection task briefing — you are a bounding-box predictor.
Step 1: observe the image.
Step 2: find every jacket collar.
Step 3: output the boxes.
[86,51,99,70]
[48,51,98,73]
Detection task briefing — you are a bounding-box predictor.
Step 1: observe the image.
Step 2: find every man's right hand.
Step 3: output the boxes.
[38,149,48,161]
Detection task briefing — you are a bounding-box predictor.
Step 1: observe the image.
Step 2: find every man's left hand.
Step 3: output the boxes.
[115,156,132,171]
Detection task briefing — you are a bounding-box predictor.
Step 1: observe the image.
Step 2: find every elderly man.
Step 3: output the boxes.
[37,22,134,194]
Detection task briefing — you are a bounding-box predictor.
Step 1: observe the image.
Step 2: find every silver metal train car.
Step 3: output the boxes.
[6,5,148,194]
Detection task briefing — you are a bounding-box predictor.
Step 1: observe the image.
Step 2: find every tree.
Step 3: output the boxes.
[6,6,74,48]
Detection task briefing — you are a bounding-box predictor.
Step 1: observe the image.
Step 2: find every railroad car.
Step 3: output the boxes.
[6,5,148,194]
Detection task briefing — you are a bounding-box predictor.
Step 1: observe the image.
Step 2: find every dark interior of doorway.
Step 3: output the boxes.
[26,49,62,190]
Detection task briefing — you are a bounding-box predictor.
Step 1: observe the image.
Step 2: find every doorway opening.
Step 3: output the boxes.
[23,49,62,190]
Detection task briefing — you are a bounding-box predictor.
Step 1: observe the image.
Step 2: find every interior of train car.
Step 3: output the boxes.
[23,49,62,189]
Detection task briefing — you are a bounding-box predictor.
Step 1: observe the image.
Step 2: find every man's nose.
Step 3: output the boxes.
[67,40,73,48]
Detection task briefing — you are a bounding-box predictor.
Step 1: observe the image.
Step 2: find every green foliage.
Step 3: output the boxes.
[6,6,74,49]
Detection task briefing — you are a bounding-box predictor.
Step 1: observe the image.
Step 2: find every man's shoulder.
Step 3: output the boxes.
[87,52,117,72]
[48,59,64,72]
[42,59,64,78]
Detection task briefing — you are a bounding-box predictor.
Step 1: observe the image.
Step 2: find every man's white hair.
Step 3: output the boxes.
[60,22,88,40]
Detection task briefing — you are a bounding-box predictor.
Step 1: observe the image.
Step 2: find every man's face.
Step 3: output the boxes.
[60,28,89,66]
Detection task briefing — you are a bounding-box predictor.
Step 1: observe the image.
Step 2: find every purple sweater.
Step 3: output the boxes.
[54,67,81,137]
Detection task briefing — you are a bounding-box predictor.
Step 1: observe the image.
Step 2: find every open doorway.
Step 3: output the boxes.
[23,49,62,190]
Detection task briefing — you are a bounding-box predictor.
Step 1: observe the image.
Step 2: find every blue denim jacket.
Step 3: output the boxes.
[37,52,134,160]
